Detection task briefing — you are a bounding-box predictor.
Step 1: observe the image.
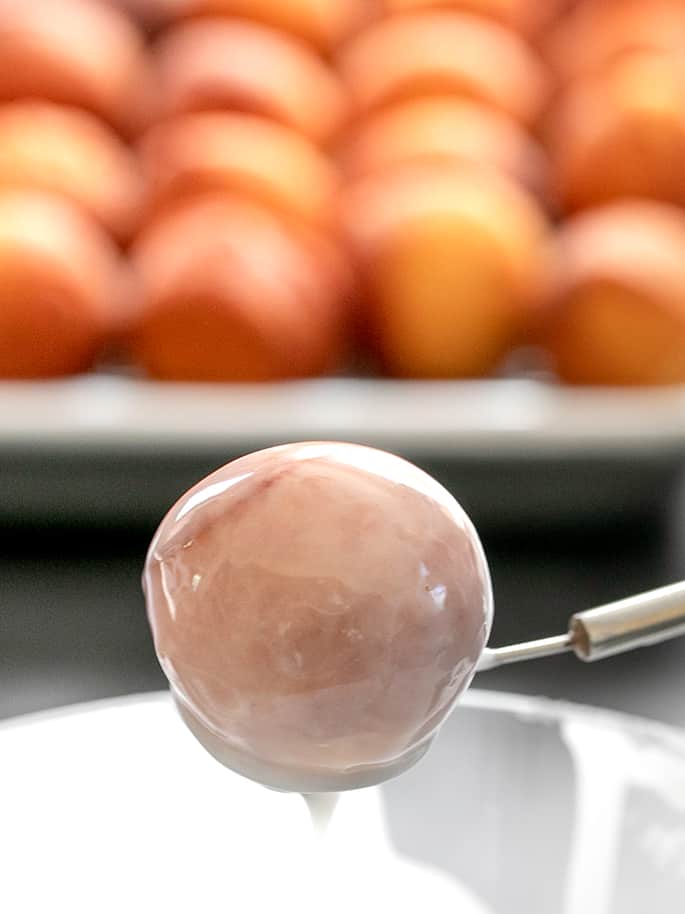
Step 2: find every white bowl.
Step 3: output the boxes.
[1,690,683,913]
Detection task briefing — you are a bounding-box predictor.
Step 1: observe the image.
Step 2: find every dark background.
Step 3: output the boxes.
[2,453,684,729]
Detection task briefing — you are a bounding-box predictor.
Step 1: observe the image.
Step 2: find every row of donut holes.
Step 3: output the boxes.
[1,0,684,385]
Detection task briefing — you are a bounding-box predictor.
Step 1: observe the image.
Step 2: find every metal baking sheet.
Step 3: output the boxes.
[1,375,684,526]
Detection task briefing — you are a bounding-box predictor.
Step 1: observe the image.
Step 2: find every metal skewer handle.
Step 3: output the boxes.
[477,580,685,673]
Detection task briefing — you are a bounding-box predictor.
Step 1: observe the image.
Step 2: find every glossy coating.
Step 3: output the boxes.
[144,442,493,790]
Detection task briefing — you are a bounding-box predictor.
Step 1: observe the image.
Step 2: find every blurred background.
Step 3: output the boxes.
[1,0,685,729]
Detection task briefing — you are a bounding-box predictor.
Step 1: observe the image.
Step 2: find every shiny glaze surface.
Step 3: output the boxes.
[144,442,492,784]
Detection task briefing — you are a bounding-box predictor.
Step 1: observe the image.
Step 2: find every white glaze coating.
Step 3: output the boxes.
[144,442,493,790]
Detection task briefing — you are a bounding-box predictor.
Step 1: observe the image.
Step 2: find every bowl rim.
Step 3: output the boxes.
[463,688,685,754]
[1,688,684,755]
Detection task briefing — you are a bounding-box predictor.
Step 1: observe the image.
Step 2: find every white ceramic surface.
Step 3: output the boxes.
[1,690,684,913]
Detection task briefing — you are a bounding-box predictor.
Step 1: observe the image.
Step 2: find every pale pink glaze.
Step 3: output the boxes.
[144,442,492,790]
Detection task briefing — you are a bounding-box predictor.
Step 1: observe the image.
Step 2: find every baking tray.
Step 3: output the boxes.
[1,375,684,527]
